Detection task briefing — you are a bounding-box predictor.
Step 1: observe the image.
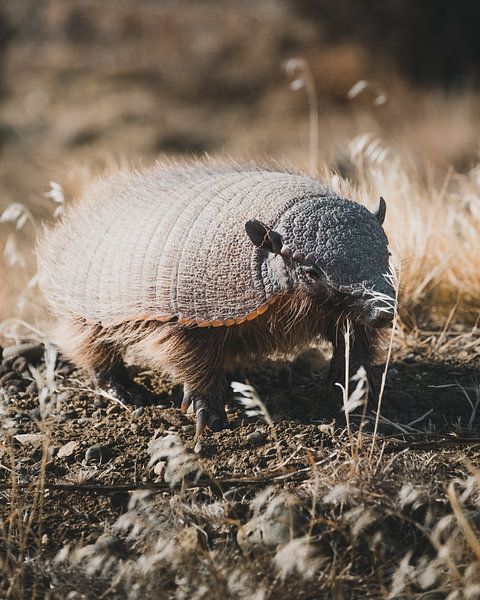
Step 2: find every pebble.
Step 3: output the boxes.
[404,353,416,364]
[85,444,113,463]
[59,410,78,422]
[7,384,22,395]
[57,440,79,458]
[13,433,45,446]
[247,431,266,446]
[194,440,203,454]
[132,407,144,418]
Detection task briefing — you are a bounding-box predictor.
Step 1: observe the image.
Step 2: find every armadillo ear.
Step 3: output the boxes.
[245,220,283,254]
[373,196,386,225]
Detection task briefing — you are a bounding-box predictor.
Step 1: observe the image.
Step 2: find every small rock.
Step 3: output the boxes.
[247,431,266,446]
[194,440,203,454]
[85,444,113,463]
[388,367,399,377]
[14,433,45,446]
[404,353,416,364]
[132,407,144,418]
[7,384,22,395]
[57,440,79,458]
[60,410,78,421]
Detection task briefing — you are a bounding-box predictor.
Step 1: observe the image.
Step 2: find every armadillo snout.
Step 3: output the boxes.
[361,298,394,328]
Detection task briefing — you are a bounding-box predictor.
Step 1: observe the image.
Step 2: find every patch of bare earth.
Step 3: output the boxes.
[1,330,479,598]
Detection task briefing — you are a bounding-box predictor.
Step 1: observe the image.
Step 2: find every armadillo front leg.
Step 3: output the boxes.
[326,322,379,412]
[182,379,229,436]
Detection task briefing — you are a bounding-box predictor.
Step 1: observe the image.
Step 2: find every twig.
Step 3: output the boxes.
[0,470,308,495]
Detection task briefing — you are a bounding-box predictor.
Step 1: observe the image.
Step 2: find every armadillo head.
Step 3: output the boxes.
[245,195,395,328]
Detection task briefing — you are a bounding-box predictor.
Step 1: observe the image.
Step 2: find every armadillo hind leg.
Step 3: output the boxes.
[54,317,159,407]
[92,360,160,408]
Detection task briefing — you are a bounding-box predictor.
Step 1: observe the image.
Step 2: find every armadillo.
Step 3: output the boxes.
[38,160,394,434]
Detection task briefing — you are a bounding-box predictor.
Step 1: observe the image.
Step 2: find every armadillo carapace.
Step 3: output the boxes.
[38,160,394,434]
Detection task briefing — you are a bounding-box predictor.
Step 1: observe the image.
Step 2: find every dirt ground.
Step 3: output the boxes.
[1,334,479,598]
[0,2,479,598]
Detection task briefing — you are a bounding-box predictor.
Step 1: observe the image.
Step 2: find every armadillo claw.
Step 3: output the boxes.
[181,390,192,413]
[208,413,229,432]
[193,392,229,435]
[195,408,209,436]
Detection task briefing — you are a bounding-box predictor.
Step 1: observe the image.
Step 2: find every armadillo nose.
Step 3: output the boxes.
[364,307,394,328]
[360,296,394,328]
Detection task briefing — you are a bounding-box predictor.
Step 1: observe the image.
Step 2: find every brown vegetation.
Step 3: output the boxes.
[0,1,479,598]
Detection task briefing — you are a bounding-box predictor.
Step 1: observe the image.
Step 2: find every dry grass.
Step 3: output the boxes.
[0,46,479,600]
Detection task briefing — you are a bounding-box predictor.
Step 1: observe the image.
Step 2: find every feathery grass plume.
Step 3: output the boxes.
[1,181,65,319]
[284,58,318,176]
[232,381,283,462]
[347,79,387,106]
[274,536,323,580]
[231,381,274,427]
[147,433,199,487]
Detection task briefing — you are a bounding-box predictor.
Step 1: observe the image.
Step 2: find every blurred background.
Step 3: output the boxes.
[0,0,479,320]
